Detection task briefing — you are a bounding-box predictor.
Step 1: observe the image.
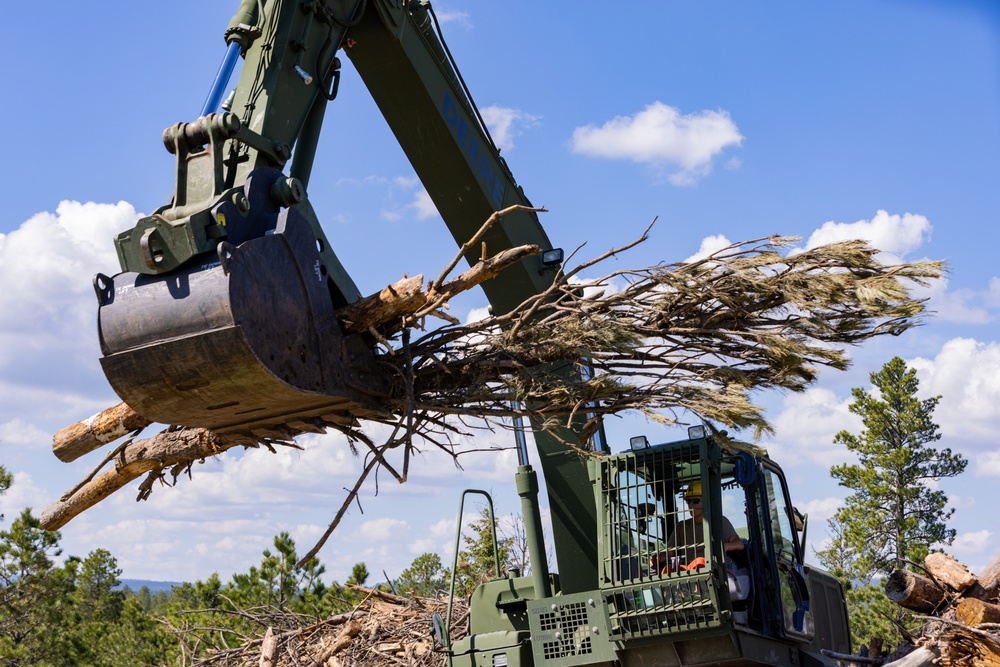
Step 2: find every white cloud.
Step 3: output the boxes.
[909,338,1000,447]
[0,420,51,450]
[0,472,50,520]
[922,280,992,324]
[804,210,930,258]
[433,10,471,29]
[974,451,1000,477]
[570,101,743,186]
[410,189,440,220]
[798,497,843,523]
[465,306,491,324]
[481,106,540,152]
[988,278,1000,307]
[684,234,732,263]
[764,388,860,466]
[0,202,139,420]
[950,529,993,556]
[357,517,409,541]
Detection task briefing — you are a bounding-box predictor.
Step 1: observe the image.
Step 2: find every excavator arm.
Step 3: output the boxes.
[98,0,601,592]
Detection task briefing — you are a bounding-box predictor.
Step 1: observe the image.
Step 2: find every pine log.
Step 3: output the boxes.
[956,598,1000,626]
[52,402,152,462]
[40,428,236,531]
[336,244,540,335]
[926,553,977,592]
[436,244,541,302]
[306,620,362,667]
[882,647,937,667]
[338,275,425,335]
[886,569,948,613]
[965,550,1000,602]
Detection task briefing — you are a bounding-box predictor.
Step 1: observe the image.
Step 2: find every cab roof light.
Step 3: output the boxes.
[629,435,649,450]
[687,425,707,440]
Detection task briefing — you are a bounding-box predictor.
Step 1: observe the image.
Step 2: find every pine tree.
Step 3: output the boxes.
[447,507,515,597]
[397,553,445,598]
[75,548,125,623]
[824,356,967,648]
[0,510,78,665]
[0,464,11,522]
[830,356,966,581]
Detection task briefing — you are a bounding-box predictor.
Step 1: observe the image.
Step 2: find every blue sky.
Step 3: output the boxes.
[1,1,999,584]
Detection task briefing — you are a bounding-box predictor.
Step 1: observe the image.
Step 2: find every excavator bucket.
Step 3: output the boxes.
[96,204,388,443]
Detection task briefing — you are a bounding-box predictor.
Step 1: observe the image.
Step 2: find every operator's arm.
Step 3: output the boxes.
[722,516,744,552]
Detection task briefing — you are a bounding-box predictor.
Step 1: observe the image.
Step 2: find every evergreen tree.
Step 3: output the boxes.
[75,548,125,624]
[0,464,11,522]
[346,562,369,587]
[823,356,968,647]
[396,553,445,598]
[830,356,966,580]
[0,510,78,665]
[447,507,515,597]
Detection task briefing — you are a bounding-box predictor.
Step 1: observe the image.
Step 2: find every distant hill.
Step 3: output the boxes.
[120,579,182,594]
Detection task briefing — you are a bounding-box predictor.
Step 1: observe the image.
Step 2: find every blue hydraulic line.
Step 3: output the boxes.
[200,41,242,117]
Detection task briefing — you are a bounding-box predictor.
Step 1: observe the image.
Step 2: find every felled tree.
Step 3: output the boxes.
[42,213,944,558]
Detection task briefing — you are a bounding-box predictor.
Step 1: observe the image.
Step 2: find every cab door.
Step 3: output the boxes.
[761,465,814,640]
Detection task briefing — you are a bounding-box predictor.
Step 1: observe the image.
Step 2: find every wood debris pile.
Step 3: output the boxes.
[836,551,1000,667]
[179,586,457,667]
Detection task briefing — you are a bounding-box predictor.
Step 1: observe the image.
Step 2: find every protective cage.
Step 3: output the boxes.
[593,439,726,641]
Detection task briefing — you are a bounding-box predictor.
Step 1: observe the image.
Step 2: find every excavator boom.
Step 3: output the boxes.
[97,0,602,589]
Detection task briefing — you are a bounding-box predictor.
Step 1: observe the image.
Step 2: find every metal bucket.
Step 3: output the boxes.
[96,207,387,440]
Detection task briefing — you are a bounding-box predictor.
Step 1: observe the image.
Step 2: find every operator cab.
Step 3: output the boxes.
[600,430,814,643]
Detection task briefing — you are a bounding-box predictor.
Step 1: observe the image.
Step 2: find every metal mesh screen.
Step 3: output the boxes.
[597,441,722,639]
[538,601,594,660]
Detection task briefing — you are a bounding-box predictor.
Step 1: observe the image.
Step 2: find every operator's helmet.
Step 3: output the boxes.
[684,480,702,499]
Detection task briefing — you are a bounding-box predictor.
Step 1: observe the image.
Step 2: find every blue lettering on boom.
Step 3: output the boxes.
[442,92,505,209]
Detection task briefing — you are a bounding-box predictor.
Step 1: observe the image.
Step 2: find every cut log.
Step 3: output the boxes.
[886,569,948,613]
[965,550,1000,602]
[40,428,236,531]
[52,402,151,462]
[306,620,362,667]
[926,552,977,592]
[956,598,1000,626]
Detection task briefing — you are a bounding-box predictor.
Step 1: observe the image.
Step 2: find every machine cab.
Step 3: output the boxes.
[595,431,814,645]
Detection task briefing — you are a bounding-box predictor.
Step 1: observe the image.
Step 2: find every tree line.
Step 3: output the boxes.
[0,471,517,665]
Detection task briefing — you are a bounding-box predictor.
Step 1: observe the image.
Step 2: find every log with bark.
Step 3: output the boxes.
[885,569,948,613]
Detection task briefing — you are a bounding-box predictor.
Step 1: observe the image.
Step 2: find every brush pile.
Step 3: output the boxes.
[171,586,457,667]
